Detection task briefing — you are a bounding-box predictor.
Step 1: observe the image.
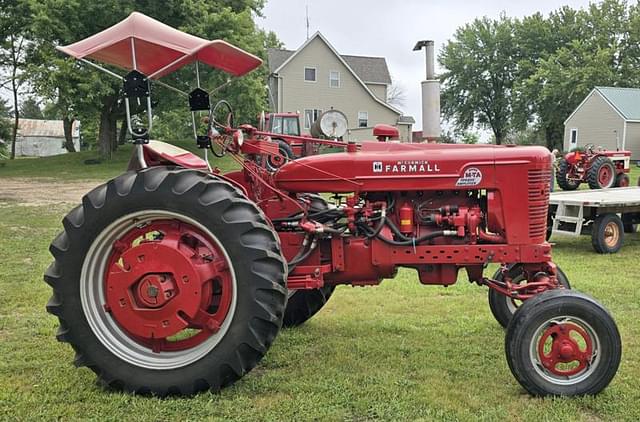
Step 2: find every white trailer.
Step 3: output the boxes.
[549,187,640,253]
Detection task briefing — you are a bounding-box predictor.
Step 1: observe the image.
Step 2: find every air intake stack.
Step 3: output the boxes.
[413,40,441,143]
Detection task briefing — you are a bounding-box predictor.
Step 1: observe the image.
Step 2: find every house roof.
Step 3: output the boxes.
[595,87,640,121]
[16,119,79,138]
[267,47,392,84]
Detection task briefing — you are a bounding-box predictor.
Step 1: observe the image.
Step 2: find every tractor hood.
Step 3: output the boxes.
[274,142,552,193]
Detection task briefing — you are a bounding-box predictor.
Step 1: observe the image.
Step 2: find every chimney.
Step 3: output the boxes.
[413,40,441,143]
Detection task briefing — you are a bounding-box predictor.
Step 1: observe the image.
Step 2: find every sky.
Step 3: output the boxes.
[257,0,596,131]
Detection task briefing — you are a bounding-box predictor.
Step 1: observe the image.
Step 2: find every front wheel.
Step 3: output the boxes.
[44,167,287,395]
[283,286,335,327]
[505,290,621,396]
[488,265,570,328]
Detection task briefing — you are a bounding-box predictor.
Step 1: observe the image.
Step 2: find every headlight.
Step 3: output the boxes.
[234,130,244,147]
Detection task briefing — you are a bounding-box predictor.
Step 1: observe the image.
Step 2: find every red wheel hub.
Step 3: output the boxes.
[598,165,613,187]
[135,274,176,308]
[104,220,233,352]
[537,322,593,376]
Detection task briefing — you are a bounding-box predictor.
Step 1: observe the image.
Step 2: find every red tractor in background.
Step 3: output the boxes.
[257,110,349,170]
[45,13,622,398]
[556,144,631,190]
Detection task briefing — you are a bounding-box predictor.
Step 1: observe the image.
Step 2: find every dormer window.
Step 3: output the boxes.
[304,67,317,82]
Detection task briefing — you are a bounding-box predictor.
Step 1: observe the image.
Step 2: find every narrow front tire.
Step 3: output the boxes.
[505,290,621,396]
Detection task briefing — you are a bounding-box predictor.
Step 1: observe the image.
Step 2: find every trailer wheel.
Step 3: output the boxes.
[556,159,580,191]
[622,213,637,233]
[283,286,335,327]
[266,139,294,171]
[505,290,621,396]
[44,167,287,395]
[587,157,616,189]
[592,213,624,253]
[615,173,629,188]
[489,264,570,328]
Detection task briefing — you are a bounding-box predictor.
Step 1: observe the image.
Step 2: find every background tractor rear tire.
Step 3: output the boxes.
[592,213,624,253]
[505,290,621,396]
[489,264,570,328]
[44,167,287,395]
[556,159,580,191]
[266,139,294,172]
[283,286,335,327]
[587,156,616,189]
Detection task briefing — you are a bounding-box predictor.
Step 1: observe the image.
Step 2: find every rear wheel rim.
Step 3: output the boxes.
[529,316,600,385]
[603,222,620,248]
[80,210,237,370]
[598,164,614,187]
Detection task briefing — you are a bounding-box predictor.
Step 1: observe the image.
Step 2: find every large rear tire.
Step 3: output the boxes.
[505,290,621,396]
[587,156,616,189]
[44,167,287,395]
[556,159,580,191]
[283,286,335,327]
[488,265,570,328]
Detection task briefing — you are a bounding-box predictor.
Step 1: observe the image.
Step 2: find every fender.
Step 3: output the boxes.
[127,140,249,196]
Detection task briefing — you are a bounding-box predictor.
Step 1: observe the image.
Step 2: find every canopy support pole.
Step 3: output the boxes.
[130,38,138,70]
[79,58,124,81]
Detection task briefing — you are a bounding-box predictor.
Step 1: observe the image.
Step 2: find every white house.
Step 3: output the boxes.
[267,32,414,142]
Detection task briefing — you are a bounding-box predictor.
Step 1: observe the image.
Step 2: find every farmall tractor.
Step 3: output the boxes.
[556,144,631,190]
[45,13,621,397]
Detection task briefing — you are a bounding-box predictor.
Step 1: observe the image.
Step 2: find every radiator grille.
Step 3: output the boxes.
[528,168,551,241]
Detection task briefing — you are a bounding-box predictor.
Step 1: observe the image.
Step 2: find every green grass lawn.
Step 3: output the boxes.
[1,147,639,420]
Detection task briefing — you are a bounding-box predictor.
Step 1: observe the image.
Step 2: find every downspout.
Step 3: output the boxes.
[622,120,627,151]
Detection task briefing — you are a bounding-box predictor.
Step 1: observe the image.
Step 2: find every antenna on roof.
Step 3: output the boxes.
[306,4,310,40]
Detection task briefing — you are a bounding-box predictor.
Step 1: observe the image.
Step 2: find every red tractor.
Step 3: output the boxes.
[556,144,631,190]
[257,110,348,171]
[46,13,621,398]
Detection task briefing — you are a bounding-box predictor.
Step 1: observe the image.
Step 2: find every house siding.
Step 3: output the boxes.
[622,122,640,159]
[276,37,401,142]
[564,91,625,152]
[366,83,387,102]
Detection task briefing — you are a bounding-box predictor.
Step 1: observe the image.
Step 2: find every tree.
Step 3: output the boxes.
[29,0,276,158]
[386,80,406,108]
[0,0,31,159]
[519,0,630,150]
[439,16,520,144]
[0,97,11,157]
[19,96,44,119]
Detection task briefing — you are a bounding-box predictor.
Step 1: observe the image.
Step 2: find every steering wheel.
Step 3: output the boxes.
[584,143,595,153]
[207,100,235,157]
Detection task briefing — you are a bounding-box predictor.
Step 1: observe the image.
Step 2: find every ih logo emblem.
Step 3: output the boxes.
[373,161,383,173]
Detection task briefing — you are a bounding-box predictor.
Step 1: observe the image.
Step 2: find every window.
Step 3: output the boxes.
[282,117,300,136]
[271,116,283,134]
[304,67,317,82]
[358,111,368,128]
[304,109,322,129]
[329,70,340,88]
[570,128,578,149]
